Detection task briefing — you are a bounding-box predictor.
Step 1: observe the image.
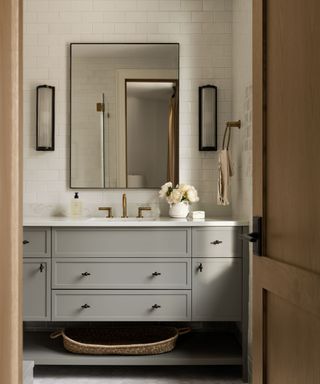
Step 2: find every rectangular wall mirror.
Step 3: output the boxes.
[70,43,179,189]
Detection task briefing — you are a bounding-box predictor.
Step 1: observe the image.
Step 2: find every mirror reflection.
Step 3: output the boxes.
[70,43,179,189]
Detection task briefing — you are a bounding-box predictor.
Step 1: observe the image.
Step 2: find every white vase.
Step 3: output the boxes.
[169,202,189,218]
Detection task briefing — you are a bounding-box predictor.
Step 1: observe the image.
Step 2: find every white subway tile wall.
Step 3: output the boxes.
[24,0,234,218]
[231,0,252,219]
[231,0,252,377]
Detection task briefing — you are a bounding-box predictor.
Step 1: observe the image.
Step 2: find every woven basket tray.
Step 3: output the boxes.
[50,326,191,355]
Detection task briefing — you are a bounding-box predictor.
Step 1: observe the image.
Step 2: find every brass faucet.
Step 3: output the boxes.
[122,193,128,218]
[137,207,151,218]
[98,207,113,218]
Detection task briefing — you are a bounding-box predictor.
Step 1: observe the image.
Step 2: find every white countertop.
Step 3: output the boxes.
[24,217,249,227]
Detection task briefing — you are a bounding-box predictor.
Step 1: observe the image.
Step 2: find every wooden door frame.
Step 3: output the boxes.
[0,0,23,383]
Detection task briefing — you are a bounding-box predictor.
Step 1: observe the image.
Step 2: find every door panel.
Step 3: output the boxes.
[253,0,320,382]
[266,293,320,384]
[265,0,320,273]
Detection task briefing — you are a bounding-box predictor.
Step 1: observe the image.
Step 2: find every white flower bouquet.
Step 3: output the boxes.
[159,182,199,206]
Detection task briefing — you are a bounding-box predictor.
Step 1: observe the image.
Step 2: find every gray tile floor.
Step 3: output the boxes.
[34,366,246,384]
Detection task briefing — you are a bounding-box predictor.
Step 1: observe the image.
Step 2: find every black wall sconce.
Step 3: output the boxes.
[199,85,217,151]
[36,85,55,151]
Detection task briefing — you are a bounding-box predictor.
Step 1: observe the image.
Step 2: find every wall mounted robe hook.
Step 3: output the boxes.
[226,120,241,129]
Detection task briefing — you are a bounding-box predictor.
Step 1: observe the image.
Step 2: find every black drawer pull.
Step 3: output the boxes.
[81,272,91,276]
[211,240,223,245]
[198,263,203,272]
[81,304,90,309]
[39,263,44,273]
[152,304,161,309]
[152,272,161,276]
[23,240,29,245]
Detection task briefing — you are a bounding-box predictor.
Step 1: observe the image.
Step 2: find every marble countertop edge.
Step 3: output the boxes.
[23,217,249,227]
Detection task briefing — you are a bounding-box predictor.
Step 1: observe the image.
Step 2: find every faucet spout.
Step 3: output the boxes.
[122,193,128,218]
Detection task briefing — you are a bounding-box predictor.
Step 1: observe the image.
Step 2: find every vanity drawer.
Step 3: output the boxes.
[192,227,242,258]
[52,228,190,258]
[52,258,191,289]
[52,290,191,321]
[23,227,51,258]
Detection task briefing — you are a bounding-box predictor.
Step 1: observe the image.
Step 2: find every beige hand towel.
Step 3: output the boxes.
[217,149,233,205]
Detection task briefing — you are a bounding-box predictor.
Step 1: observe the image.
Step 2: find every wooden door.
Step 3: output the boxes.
[0,0,23,383]
[252,0,320,383]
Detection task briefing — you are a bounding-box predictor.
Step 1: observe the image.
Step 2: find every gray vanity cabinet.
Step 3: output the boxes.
[191,258,242,321]
[191,227,244,321]
[23,259,51,321]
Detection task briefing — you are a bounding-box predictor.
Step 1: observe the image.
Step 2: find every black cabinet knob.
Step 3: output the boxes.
[81,272,91,276]
[23,240,29,245]
[210,240,223,245]
[39,263,44,273]
[81,304,90,309]
[152,272,161,276]
[152,304,161,309]
[198,263,203,272]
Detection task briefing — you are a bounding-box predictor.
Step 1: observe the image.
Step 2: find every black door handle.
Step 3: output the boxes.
[241,216,263,256]
[241,232,260,243]
[23,240,29,245]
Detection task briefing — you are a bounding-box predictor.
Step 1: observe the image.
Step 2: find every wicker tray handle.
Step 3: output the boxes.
[177,327,191,335]
[50,329,64,339]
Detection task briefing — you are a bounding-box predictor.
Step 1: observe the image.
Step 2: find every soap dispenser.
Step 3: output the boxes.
[70,192,82,218]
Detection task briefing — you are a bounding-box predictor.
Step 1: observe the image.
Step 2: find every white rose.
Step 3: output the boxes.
[186,187,199,203]
[178,184,190,193]
[159,181,173,198]
[171,189,183,204]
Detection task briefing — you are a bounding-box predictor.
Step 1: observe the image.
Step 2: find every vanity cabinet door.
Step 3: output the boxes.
[192,258,242,321]
[23,258,51,321]
[23,227,51,258]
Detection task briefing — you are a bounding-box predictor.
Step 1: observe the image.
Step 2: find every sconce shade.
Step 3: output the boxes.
[199,85,217,151]
[36,85,55,151]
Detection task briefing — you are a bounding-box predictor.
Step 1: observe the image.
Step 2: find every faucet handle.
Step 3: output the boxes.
[137,206,152,218]
[98,207,113,218]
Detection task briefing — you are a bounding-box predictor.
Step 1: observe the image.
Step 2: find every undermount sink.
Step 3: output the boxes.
[86,217,157,222]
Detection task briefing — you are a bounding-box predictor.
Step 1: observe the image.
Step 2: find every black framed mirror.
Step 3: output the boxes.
[199,85,217,151]
[70,43,179,189]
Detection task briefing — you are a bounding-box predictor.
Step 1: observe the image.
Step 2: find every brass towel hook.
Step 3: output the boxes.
[226,120,241,129]
[222,120,241,149]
